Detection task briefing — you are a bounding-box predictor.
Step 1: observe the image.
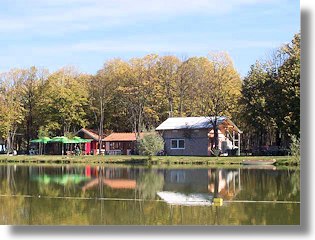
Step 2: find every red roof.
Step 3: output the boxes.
[104,179,136,189]
[104,132,144,142]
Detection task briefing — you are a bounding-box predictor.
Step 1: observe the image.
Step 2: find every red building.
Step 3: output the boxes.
[104,132,145,155]
[76,128,107,155]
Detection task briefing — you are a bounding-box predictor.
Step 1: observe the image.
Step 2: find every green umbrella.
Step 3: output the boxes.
[30,137,51,155]
[49,136,92,155]
[72,136,92,143]
[30,137,51,144]
[49,136,70,155]
[66,137,88,144]
[49,136,70,143]
[32,174,89,185]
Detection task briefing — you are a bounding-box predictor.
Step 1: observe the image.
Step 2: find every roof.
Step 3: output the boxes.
[104,179,136,189]
[156,116,225,130]
[82,178,136,192]
[104,132,144,142]
[76,128,106,141]
[157,191,213,206]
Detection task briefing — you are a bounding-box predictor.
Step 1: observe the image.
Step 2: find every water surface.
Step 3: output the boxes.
[0,164,300,225]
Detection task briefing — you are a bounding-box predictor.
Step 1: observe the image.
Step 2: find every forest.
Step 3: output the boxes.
[0,33,300,154]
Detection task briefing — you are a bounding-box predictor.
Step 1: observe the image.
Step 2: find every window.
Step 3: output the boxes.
[170,139,185,149]
[170,171,186,183]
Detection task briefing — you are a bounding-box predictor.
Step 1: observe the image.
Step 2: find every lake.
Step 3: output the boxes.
[0,164,300,225]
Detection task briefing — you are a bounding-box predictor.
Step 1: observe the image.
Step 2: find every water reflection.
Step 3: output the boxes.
[0,164,300,225]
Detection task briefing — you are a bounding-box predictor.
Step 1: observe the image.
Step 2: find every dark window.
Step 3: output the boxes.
[171,140,178,149]
[171,139,185,149]
[178,140,185,149]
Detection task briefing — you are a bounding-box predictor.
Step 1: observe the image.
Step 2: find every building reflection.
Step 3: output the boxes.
[207,169,241,200]
[29,166,242,205]
[159,168,241,205]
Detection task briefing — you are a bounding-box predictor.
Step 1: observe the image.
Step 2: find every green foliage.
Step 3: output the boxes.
[0,33,300,154]
[138,132,164,158]
[37,67,89,135]
[38,126,50,138]
[0,69,26,152]
[136,171,164,199]
[289,134,300,163]
[240,33,300,149]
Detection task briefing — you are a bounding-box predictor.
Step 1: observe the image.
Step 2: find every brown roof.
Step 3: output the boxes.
[77,128,107,141]
[82,178,136,192]
[104,132,144,142]
[104,179,136,189]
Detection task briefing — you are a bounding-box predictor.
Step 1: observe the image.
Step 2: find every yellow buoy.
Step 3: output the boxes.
[213,198,223,206]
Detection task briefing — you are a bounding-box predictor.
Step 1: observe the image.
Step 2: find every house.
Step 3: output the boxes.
[76,128,107,155]
[155,116,242,156]
[0,138,5,153]
[158,168,241,205]
[104,132,145,155]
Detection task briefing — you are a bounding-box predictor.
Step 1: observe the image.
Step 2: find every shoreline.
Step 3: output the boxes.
[0,155,299,167]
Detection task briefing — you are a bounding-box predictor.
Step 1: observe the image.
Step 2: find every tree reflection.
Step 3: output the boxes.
[136,171,164,200]
[0,165,300,225]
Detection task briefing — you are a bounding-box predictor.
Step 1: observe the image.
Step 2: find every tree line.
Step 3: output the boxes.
[0,33,300,154]
[239,33,300,151]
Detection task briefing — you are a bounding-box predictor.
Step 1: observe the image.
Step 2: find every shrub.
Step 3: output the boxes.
[136,172,164,199]
[290,134,300,163]
[138,132,164,158]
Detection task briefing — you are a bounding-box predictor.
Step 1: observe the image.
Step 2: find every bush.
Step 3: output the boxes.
[290,134,300,163]
[136,171,164,199]
[138,132,164,158]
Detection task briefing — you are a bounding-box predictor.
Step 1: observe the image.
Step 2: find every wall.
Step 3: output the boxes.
[161,129,209,156]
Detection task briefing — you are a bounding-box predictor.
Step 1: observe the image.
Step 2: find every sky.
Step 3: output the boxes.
[0,0,300,77]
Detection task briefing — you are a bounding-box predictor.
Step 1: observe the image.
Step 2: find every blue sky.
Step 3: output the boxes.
[0,0,300,77]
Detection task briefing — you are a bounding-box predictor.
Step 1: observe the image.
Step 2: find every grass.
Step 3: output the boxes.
[0,154,299,167]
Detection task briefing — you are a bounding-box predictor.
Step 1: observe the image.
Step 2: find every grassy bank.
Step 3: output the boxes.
[0,154,298,167]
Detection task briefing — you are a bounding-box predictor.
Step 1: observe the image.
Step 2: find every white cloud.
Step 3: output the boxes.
[23,35,281,56]
[0,0,283,34]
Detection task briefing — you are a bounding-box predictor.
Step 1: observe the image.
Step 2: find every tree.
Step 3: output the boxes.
[272,33,300,141]
[19,67,49,151]
[200,52,241,149]
[89,59,126,154]
[120,55,159,136]
[156,55,181,118]
[176,57,198,116]
[37,67,89,136]
[138,132,164,158]
[240,33,300,150]
[0,69,25,154]
[240,61,272,148]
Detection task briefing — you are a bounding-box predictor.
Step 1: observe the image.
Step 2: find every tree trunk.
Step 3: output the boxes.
[98,98,104,155]
[213,118,219,150]
[168,98,173,117]
[6,132,11,155]
[179,93,183,117]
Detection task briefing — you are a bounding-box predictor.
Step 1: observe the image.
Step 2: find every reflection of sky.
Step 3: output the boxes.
[0,165,300,205]
[157,191,213,206]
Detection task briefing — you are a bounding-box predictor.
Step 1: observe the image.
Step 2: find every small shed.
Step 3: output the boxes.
[104,132,144,155]
[76,128,107,155]
[156,116,242,156]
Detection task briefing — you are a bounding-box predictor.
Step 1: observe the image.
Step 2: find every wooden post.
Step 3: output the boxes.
[232,131,235,147]
[236,133,241,156]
